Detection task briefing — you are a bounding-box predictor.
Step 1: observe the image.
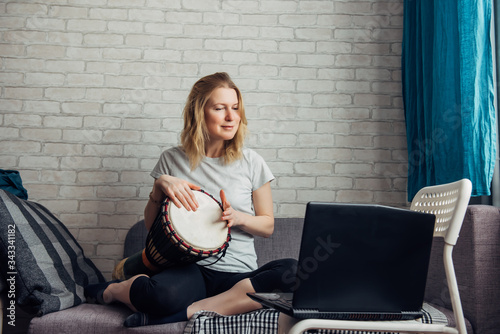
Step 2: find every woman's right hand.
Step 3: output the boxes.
[153,175,200,211]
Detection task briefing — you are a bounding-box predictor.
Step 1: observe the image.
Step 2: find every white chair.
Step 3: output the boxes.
[286,178,472,334]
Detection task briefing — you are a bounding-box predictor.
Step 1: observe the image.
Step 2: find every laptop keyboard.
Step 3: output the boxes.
[274,296,293,308]
[251,293,422,321]
[257,293,293,308]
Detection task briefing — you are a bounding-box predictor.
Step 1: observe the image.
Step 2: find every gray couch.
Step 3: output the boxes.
[3,205,500,334]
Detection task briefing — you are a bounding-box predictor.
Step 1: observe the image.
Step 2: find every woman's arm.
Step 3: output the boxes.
[144,175,200,231]
[220,181,274,238]
[143,187,163,231]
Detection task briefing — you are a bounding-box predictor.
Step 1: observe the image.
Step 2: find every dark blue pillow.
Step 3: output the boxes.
[0,170,28,200]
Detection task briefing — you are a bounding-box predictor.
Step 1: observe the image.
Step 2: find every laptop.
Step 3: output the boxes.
[248,202,436,320]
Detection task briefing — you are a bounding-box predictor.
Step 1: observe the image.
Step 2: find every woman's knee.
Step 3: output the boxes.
[279,258,298,270]
[129,266,206,315]
[277,258,298,292]
[265,258,298,277]
[250,258,298,293]
[273,258,298,292]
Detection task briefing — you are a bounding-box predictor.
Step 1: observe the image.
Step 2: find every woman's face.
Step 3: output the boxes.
[204,87,241,143]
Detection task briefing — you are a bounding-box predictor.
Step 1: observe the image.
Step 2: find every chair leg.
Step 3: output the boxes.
[443,244,467,334]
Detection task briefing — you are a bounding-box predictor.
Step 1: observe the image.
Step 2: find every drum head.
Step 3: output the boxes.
[168,190,228,251]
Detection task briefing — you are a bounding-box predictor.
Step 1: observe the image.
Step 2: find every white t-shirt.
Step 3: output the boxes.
[150,146,274,273]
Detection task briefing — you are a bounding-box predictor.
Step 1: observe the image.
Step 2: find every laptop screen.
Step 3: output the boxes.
[292,203,435,313]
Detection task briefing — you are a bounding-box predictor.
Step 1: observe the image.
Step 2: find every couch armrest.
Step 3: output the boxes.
[425,205,500,334]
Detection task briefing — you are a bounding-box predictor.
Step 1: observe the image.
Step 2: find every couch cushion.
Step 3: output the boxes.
[254,218,304,266]
[0,190,104,316]
[28,304,186,334]
[428,303,474,334]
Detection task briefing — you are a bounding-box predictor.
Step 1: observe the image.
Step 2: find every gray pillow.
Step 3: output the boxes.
[0,190,104,316]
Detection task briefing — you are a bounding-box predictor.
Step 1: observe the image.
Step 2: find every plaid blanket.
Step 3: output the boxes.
[185,309,278,334]
[184,303,448,334]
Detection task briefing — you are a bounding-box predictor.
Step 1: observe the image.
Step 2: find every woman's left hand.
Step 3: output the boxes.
[220,189,245,228]
[219,183,274,238]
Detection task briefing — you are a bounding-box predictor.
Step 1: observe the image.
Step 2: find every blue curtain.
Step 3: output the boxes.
[402,0,497,201]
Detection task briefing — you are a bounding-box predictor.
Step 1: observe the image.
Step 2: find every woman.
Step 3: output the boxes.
[85,72,297,327]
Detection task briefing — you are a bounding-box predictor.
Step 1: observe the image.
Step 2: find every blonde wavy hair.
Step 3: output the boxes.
[181,72,248,169]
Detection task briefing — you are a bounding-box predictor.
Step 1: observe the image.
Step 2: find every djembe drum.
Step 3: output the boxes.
[113,189,230,280]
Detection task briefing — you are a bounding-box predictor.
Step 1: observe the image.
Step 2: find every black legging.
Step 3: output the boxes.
[129,258,297,316]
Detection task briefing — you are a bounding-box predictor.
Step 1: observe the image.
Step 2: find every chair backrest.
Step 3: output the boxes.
[410,179,472,245]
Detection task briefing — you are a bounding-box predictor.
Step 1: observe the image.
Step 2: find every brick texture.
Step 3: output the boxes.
[0,0,407,278]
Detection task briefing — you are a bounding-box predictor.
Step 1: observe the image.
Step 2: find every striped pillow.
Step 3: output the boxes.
[0,190,104,316]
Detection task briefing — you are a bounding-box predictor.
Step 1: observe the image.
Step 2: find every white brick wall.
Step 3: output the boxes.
[0,0,407,278]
